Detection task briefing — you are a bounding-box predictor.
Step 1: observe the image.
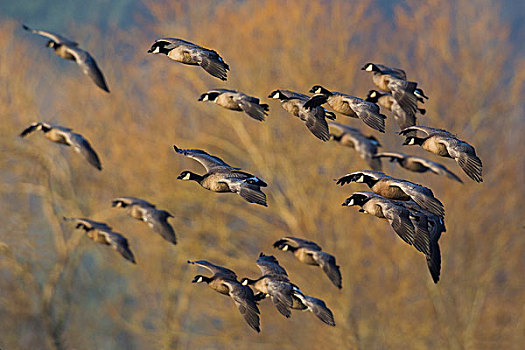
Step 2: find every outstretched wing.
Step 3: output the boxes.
[438,138,483,183]
[100,230,136,264]
[390,180,445,217]
[312,252,342,289]
[173,145,237,172]
[187,260,238,279]
[413,157,464,183]
[22,24,78,46]
[399,126,454,137]
[143,208,177,245]
[66,47,110,92]
[68,132,102,170]
[223,280,261,333]
[256,253,288,277]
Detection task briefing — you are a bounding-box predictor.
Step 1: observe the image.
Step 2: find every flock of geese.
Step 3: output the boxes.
[18,24,483,333]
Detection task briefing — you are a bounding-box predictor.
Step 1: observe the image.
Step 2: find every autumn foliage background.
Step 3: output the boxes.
[0,0,524,349]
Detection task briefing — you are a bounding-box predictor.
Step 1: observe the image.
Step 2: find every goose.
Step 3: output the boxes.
[273,237,342,289]
[63,217,135,263]
[173,146,267,206]
[188,260,260,332]
[306,85,387,132]
[365,89,425,134]
[240,253,296,318]
[22,24,109,92]
[268,89,335,141]
[361,63,425,115]
[400,126,482,182]
[336,170,445,217]
[112,197,176,245]
[374,152,463,183]
[147,38,229,80]
[342,191,430,256]
[19,122,102,170]
[198,89,269,121]
[329,122,382,171]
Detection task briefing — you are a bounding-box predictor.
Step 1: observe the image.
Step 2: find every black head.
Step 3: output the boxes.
[352,172,379,187]
[192,275,210,284]
[309,85,332,95]
[111,200,127,208]
[147,41,169,54]
[329,133,341,142]
[240,277,257,286]
[402,136,424,146]
[365,90,384,103]
[177,171,198,181]
[46,40,57,49]
[198,92,220,102]
[342,193,369,207]
[361,63,381,72]
[268,90,288,100]
[367,135,381,147]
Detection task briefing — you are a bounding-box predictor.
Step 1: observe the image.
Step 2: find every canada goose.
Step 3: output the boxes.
[173,146,267,206]
[329,122,382,171]
[268,89,335,141]
[188,260,261,332]
[240,253,296,318]
[112,197,176,245]
[22,24,109,92]
[306,85,387,132]
[365,90,425,134]
[400,126,483,182]
[63,217,136,263]
[361,63,424,115]
[198,89,269,121]
[336,170,445,217]
[375,152,463,183]
[19,122,102,170]
[342,191,430,255]
[273,237,342,289]
[147,38,229,80]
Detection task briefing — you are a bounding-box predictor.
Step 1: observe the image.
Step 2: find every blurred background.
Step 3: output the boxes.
[0,0,524,349]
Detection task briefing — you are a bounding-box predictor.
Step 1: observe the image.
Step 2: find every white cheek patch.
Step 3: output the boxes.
[197,276,203,283]
[282,245,288,251]
[183,173,191,180]
[370,92,376,97]
[242,280,248,286]
[409,139,415,145]
[356,175,365,183]
[365,65,373,71]
[153,46,160,53]
[315,88,322,94]
[348,199,354,206]
[202,95,209,101]
[272,92,280,99]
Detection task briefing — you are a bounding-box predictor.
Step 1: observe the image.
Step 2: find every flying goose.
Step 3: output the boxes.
[342,191,430,255]
[112,197,176,245]
[63,217,136,264]
[361,63,424,115]
[188,260,261,332]
[268,89,335,141]
[374,152,463,183]
[173,146,267,206]
[336,170,445,217]
[22,24,109,92]
[147,38,229,80]
[198,89,269,121]
[305,85,387,132]
[329,122,382,171]
[19,122,102,170]
[240,253,296,318]
[365,90,426,134]
[273,237,342,289]
[400,126,483,182]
